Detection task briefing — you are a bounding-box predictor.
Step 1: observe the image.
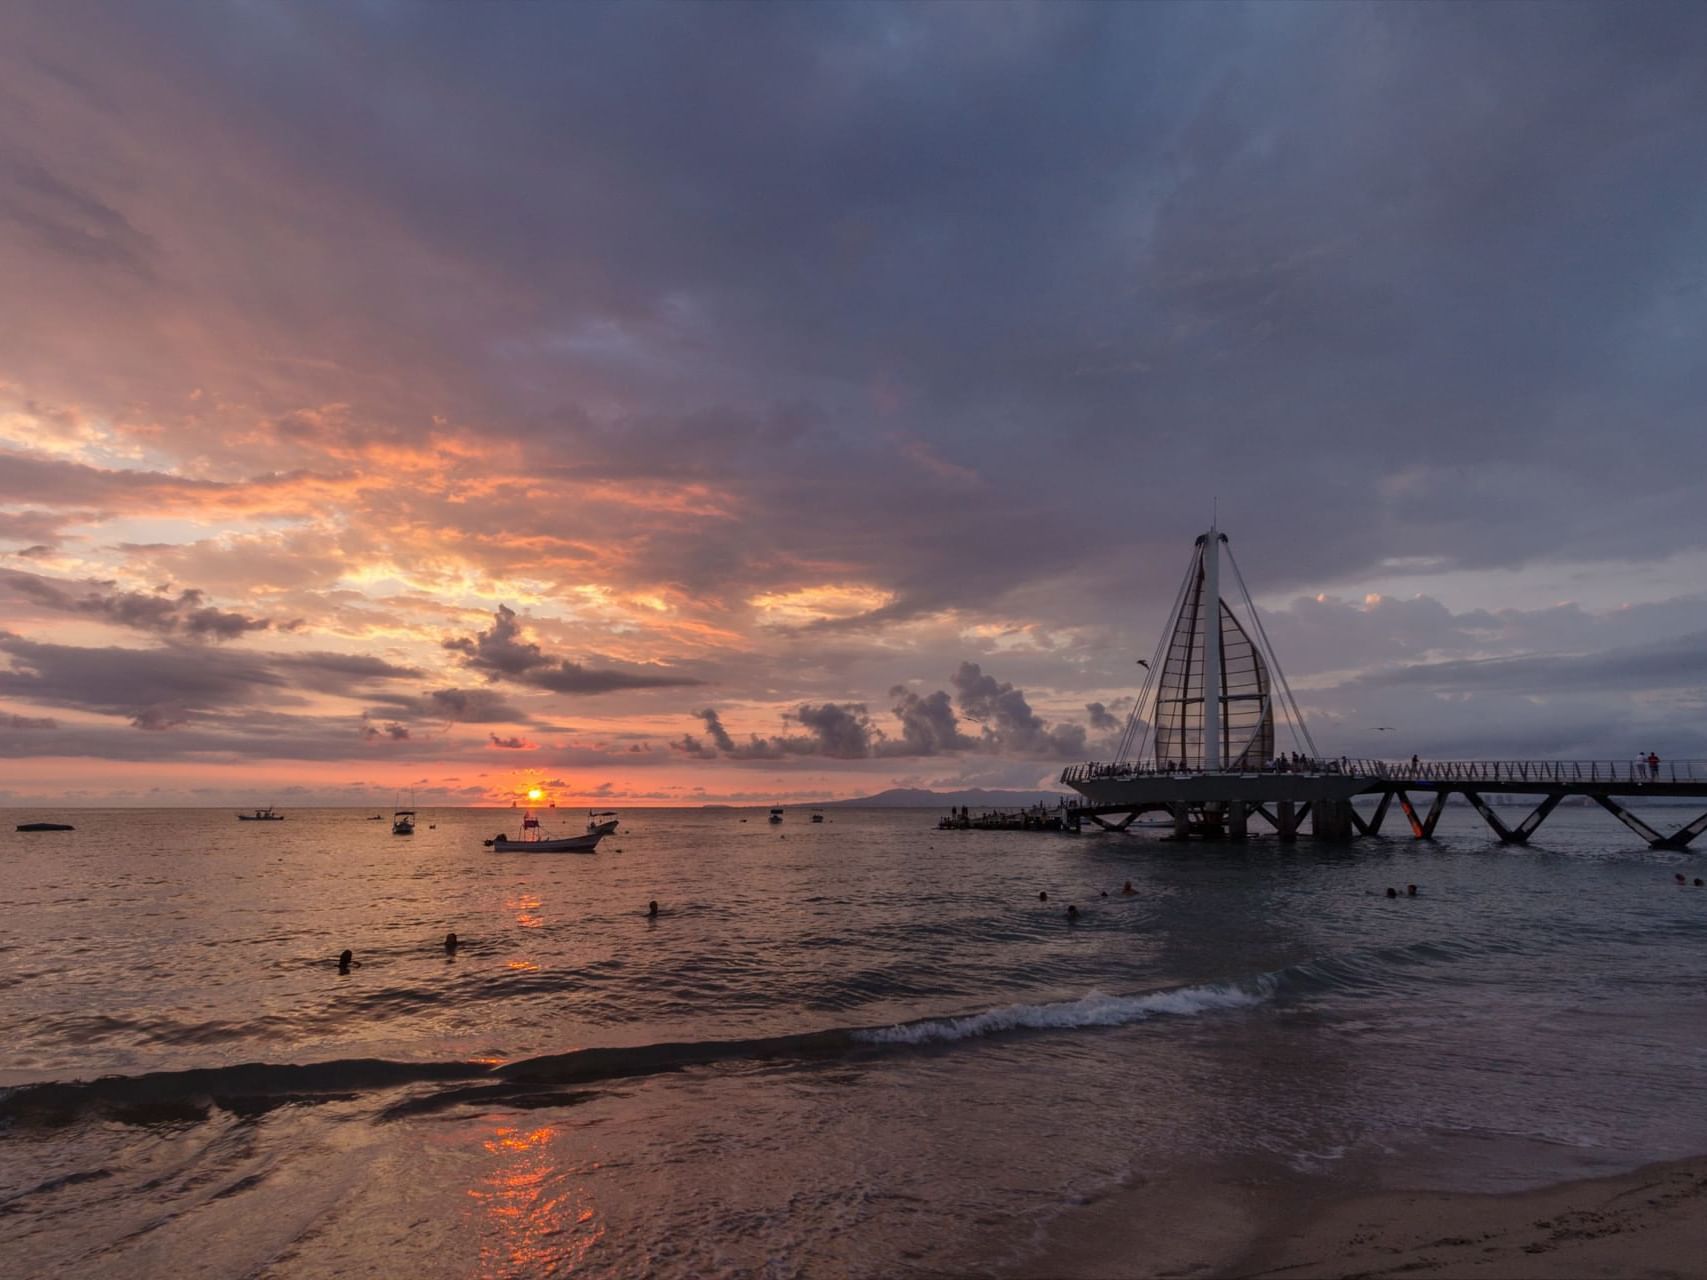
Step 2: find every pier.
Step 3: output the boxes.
[1061,527,1707,852]
[1062,758,1707,850]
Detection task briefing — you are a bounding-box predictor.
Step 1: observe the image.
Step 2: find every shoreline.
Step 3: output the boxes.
[1008,1154,1707,1279]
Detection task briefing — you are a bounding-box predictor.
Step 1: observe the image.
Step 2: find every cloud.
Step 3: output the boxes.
[1085,701,1121,732]
[951,661,1086,758]
[0,631,419,730]
[4,3,1707,796]
[680,664,1086,763]
[488,733,537,750]
[4,711,59,729]
[885,686,973,756]
[444,605,703,694]
[1,568,273,640]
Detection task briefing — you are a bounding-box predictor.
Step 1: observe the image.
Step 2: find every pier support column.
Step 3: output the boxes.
[1397,790,1449,839]
[1462,791,1517,843]
[1172,803,1191,840]
[1350,792,1393,837]
[1312,799,1354,842]
[1591,794,1666,846]
[1228,802,1248,841]
[1654,810,1707,851]
[1276,800,1297,843]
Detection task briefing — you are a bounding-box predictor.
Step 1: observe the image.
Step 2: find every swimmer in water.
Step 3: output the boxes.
[1066,904,1080,921]
[337,948,357,973]
[1407,884,1418,897]
[1039,891,1048,902]
[1121,880,1136,896]
[444,932,459,955]
[647,900,659,918]
[1385,887,1398,899]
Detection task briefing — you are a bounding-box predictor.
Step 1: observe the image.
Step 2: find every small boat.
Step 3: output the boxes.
[238,807,284,821]
[392,809,416,835]
[587,810,620,837]
[768,807,784,824]
[366,814,384,821]
[16,822,74,832]
[485,813,603,853]
[811,811,824,823]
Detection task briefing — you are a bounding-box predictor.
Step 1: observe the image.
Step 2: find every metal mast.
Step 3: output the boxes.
[1200,526,1222,771]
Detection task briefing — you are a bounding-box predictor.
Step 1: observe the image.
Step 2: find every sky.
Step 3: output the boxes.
[2,1,1705,807]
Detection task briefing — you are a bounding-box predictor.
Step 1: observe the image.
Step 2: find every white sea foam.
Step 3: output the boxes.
[853,978,1273,1046]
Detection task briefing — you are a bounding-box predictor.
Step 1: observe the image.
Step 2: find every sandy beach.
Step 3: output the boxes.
[1021,1156,1707,1279]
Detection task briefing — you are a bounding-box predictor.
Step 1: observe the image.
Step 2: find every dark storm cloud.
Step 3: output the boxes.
[444,605,702,694]
[1,568,274,640]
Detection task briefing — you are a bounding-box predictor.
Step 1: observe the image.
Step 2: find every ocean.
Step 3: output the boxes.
[3,804,1706,1278]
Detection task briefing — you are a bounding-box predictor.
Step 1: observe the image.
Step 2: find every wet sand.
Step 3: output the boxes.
[1016,1156,1707,1279]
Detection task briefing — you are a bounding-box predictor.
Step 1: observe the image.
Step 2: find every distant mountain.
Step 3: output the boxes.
[819,787,1070,809]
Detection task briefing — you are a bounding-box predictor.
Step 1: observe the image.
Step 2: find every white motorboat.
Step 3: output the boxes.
[587,810,619,836]
[768,807,784,823]
[485,813,603,853]
[392,809,416,835]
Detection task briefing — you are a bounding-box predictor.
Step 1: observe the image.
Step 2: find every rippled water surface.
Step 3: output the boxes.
[3,804,1706,1277]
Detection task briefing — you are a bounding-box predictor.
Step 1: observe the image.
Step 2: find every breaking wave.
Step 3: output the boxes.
[2,941,1461,1126]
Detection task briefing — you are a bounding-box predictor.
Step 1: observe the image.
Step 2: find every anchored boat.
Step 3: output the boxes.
[587,810,619,837]
[486,812,604,853]
[237,807,284,821]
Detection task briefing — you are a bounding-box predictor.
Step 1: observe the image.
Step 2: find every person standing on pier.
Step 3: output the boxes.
[1649,751,1661,781]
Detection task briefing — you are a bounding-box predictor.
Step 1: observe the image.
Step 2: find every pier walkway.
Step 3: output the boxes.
[1060,758,1707,851]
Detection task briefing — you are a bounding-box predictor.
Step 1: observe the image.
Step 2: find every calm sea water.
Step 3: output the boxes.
[3,803,1706,1278]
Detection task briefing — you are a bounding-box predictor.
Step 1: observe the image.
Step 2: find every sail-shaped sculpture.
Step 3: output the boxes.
[1152,556,1273,770]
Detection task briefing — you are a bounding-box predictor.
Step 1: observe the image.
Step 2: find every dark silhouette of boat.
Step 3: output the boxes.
[237,807,284,821]
[16,822,74,832]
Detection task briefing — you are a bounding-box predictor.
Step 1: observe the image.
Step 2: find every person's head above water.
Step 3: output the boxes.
[647,900,659,916]
[444,932,458,953]
[1038,891,1048,901]
[1121,880,1135,894]
[1407,885,1418,896]
[1385,887,1398,899]
[1066,904,1079,919]
[338,948,354,971]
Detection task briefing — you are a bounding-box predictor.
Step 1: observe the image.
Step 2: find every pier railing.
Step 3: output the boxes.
[1062,759,1707,786]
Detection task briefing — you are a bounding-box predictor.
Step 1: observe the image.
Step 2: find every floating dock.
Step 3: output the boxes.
[938,805,1079,833]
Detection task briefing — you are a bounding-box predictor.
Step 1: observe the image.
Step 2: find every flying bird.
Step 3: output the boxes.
[1136,659,1150,669]
[1371,726,1396,731]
